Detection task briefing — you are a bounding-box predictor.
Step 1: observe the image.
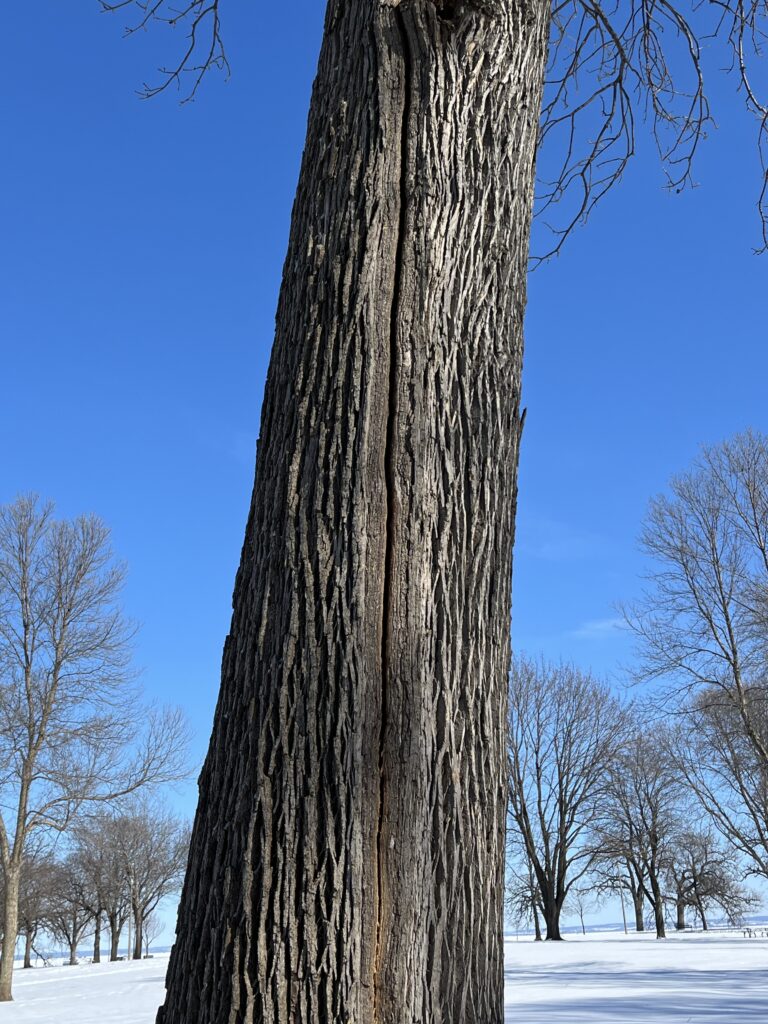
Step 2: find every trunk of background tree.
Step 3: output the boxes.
[68,930,78,967]
[0,864,20,1000]
[109,917,121,962]
[133,915,143,961]
[675,900,686,931]
[532,900,543,942]
[649,874,666,939]
[93,913,102,963]
[23,930,33,969]
[541,895,563,941]
[633,893,645,932]
[158,2,550,1022]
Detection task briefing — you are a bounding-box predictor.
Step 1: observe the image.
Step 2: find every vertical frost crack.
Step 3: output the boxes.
[374,3,412,1017]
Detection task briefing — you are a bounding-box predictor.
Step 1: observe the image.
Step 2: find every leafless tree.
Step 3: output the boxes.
[0,495,189,1000]
[626,431,768,767]
[16,844,56,968]
[505,851,544,940]
[507,656,626,940]
[113,799,189,960]
[597,727,685,938]
[666,827,758,930]
[592,853,647,932]
[70,814,136,962]
[673,697,768,880]
[44,856,93,966]
[142,909,163,957]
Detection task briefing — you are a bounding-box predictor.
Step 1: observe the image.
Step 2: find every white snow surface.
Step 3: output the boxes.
[2,932,766,1022]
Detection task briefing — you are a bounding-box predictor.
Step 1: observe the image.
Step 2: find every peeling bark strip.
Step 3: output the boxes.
[158,2,549,1022]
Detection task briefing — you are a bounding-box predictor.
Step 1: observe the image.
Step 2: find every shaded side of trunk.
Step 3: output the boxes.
[532,900,542,942]
[93,912,102,963]
[159,2,550,1023]
[675,899,686,931]
[109,914,121,961]
[133,913,143,961]
[23,930,33,969]
[649,872,666,939]
[0,864,21,1001]
[633,892,645,932]
[543,902,563,941]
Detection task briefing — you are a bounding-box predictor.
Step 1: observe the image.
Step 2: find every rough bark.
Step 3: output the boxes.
[159,1,549,1022]
[0,866,20,1001]
[23,930,32,969]
[93,913,102,963]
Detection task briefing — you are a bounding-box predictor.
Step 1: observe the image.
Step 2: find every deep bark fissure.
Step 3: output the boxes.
[374,5,411,1014]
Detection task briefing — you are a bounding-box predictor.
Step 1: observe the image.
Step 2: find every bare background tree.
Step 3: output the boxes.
[627,432,768,879]
[114,800,190,961]
[0,495,189,1001]
[72,813,133,962]
[45,856,93,967]
[596,728,685,939]
[507,656,626,939]
[665,827,757,930]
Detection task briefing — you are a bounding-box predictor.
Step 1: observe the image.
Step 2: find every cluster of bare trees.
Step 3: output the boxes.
[0,496,190,1000]
[507,661,759,940]
[509,432,768,940]
[0,801,189,968]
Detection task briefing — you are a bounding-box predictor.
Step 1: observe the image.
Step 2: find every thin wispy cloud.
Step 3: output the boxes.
[570,617,626,640]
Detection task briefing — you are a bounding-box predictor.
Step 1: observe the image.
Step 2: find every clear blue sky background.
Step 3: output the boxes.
[1,3,766,938]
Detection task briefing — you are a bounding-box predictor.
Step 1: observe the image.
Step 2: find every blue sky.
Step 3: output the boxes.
[2,3,766,935]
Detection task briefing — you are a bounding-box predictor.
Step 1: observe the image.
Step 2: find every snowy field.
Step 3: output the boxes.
[2,932,766,1022]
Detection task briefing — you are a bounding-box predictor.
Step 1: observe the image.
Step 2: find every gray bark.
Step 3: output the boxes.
[0,866,20,999]
[159,2,548,1022]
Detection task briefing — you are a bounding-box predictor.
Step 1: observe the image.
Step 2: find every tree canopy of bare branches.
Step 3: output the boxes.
[507,655,627,939]
[627,431,768,755]
[102,1,768,253]
[596,727,686,938]
[0,495,190,1001]
[626,432,768,880]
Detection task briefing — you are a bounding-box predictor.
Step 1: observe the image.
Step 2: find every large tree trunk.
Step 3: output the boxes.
[542,897,563,941]
[0,864,21,1000]
[158,2,549,1022]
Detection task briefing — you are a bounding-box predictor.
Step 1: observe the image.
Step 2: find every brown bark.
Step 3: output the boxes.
[159,2,549,1022]
[23,930,32,969]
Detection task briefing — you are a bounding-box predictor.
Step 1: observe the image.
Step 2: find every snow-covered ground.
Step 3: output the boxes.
[505,931,768,1022]
[2,932,766,1022]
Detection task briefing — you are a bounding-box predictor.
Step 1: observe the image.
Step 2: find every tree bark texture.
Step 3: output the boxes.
[0,866,20,1001]
[159,2,549,1022]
